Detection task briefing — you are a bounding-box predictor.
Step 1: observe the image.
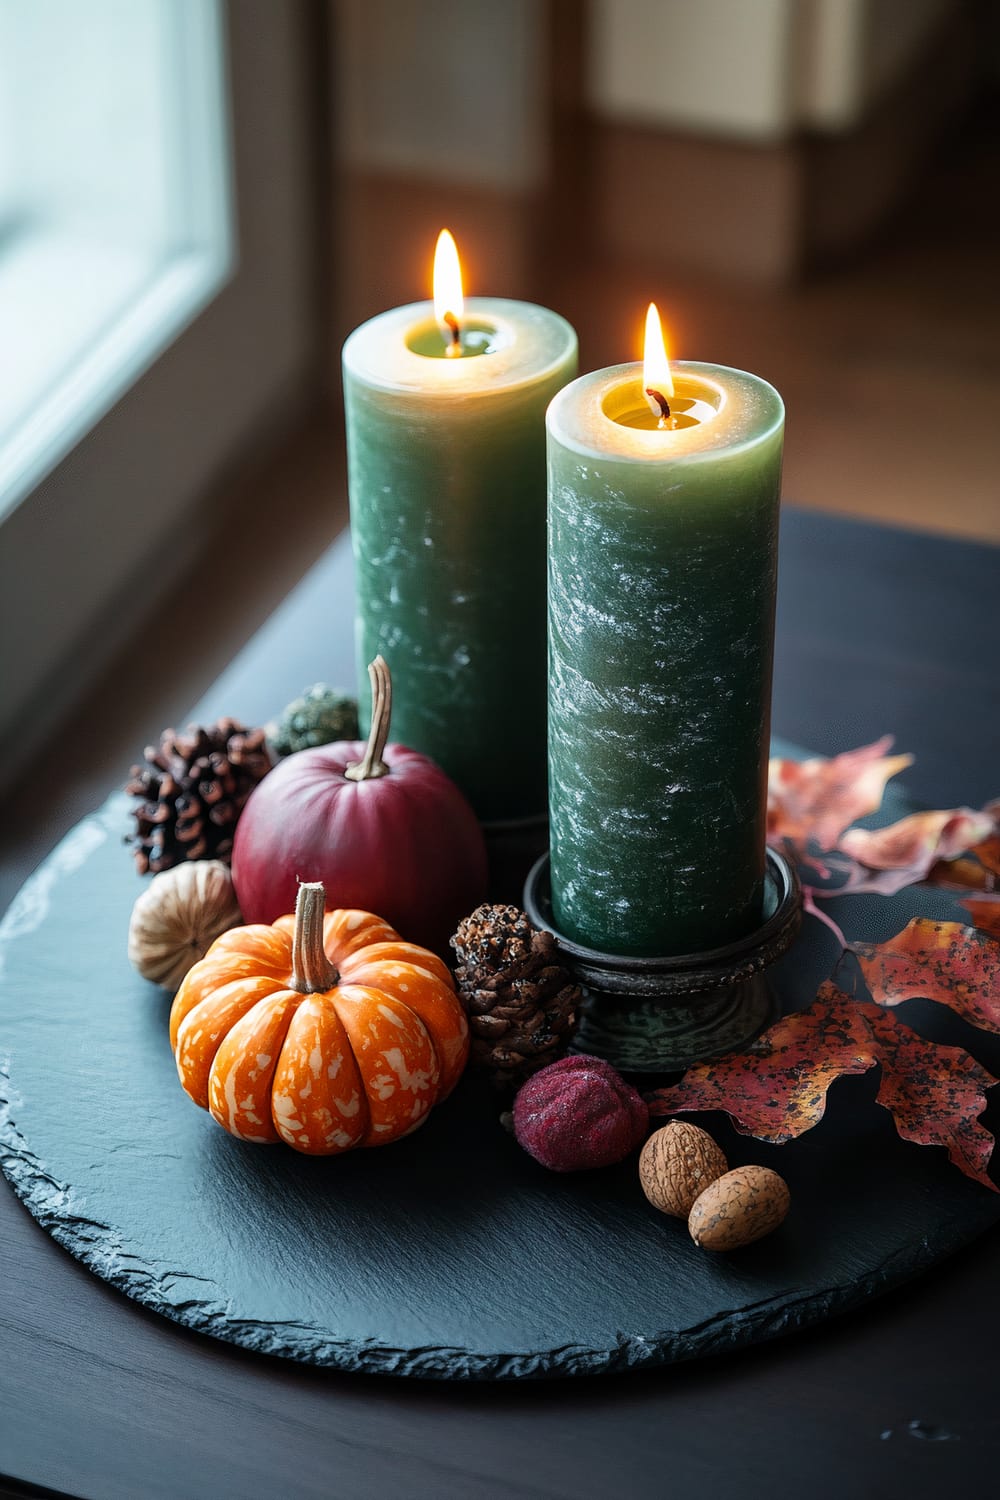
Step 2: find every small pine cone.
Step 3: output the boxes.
[451,904,580,1089]
[126,719,271,875]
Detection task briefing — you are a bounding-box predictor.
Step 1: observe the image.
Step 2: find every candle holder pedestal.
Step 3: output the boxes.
[523,849,801,1074]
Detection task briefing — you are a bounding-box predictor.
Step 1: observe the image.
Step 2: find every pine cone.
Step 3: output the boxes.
[126,719,271,875]
[451,904,580,1089]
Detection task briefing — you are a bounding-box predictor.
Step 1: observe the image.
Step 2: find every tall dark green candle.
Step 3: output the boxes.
[344,298,577,822]
[546,360,784,956]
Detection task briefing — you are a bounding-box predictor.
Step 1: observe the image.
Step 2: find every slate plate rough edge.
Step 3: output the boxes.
[1,1061,990,1381]
[1,796,999,1382]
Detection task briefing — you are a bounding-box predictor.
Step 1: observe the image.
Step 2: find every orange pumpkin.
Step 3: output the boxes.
[168,881,469,1154]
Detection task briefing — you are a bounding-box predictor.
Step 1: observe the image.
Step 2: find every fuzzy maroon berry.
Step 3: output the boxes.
[512,1054,649,1172]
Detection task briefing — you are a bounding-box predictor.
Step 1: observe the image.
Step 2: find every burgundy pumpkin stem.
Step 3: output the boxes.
[345,655,392,783]
[290,882,340,993]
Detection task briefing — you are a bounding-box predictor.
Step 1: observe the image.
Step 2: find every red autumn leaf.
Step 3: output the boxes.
[853,919,1000,1037]
[769,740,998,904]
[961,895,1000,938]
[865,1003,997,1191]
[837,807,995,897]
[646,982,878,1144]
[768,737,913,851]
[976,829,1000,877]
[644,978,995,1188]
[646,980,999,1191]
[928,830,1000,892]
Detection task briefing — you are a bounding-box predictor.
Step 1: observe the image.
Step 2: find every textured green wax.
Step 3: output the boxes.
[344,299,577,822]
[547,362,784,956]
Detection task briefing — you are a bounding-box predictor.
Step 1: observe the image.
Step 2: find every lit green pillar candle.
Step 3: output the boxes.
[546,311,784,956]
[343,233,577,822]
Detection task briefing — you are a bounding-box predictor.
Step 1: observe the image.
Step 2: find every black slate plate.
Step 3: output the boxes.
[1,763,999,1380]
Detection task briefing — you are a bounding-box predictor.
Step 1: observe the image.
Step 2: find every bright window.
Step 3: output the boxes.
[0,0,232,515]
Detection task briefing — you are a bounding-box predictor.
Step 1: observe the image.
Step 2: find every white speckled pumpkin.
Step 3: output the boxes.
[168,881,468,1154]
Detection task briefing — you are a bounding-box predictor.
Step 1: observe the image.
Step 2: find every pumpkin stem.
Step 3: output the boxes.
[290,882,340,993]
[345,655,393,782]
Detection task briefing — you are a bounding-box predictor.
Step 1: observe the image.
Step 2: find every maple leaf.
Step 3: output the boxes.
[853,918,1000,1036]
[767,737,913,851]
[646,979,999,1191]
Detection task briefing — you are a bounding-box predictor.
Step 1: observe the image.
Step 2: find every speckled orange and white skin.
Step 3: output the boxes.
[169,901,469,1155]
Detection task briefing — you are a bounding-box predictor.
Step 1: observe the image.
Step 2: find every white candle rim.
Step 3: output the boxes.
[546,360,785,465]
[343,297,578,397]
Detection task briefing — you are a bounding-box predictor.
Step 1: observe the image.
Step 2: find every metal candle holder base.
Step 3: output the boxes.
[522,849,802,1074]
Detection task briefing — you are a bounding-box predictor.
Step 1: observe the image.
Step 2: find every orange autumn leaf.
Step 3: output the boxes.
[854,919,1000,1037]
[769,741,998,903]
[928,830,1000,892]
[767,737,913,851]
[976,829,1000,877]
[961,895,1000,938]
[838,808,995,896]
[646,979,998,1192]
[751,753,1000,1188]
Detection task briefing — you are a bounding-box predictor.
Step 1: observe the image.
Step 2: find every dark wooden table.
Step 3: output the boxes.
[2,508,999,1500]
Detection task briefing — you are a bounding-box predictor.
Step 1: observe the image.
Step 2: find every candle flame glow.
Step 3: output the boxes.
[433,229,464,355]
[643,302,674,423]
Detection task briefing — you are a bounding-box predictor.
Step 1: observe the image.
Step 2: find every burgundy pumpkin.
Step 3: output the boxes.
[232,657,487,955]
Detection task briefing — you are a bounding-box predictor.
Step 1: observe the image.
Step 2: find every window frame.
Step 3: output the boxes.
[0,0,234,517]
[0,0,323,791]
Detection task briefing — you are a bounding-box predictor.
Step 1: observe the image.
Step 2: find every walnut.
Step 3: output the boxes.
[688,1165,791,1251]
[639,1121,728,1218]
[128,859,242,992]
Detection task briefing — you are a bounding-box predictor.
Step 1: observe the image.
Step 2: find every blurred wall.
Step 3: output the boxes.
[587,0,955,137]
[331,0,976,334]
[331,0,551,348]
[336,0,547,190]
[583,0,971,279]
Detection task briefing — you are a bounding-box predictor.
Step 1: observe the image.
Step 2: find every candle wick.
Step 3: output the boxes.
[444,312,461,357]
[646,387,671,428]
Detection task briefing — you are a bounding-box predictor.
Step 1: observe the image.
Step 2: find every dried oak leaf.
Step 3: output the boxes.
[927,820,1000,892]
[646,983,876,1145]
[767,737,913,852]
[837,808,996,897]
[863,1002,997,1191]
[961,895,1000,938]
[646,979,998,1191]
[769,743,999,904]
[853,918,1000,1036]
